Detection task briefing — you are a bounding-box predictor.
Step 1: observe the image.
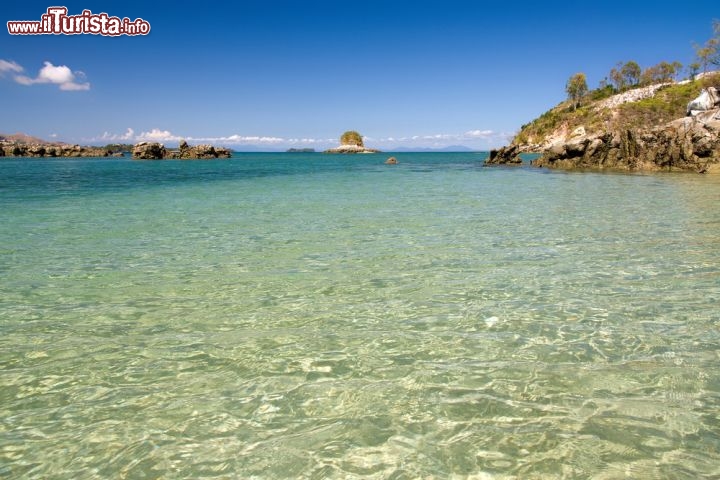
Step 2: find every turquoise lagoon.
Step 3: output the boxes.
[1,153,719,478]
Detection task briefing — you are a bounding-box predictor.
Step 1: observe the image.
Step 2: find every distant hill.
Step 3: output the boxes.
[0,132,63,145]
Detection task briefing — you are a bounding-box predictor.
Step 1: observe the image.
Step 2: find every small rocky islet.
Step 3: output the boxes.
[323,130,380,154]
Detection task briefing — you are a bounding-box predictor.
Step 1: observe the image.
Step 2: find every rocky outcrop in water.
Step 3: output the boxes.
[132,141,232,160]
[484,145,523,165]
[532,108,720,173]
[132,142,167,159]
[1,142,110,157]
[323,144,380,154]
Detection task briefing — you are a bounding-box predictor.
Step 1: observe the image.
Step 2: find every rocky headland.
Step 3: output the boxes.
[486,72,720,173]
[132,140,232,160]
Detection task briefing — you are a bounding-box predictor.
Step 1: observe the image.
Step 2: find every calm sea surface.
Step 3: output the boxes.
[1,153,719,478]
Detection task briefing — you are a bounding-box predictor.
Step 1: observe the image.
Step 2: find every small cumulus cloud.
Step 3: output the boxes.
[9,61,90,91]
[0,59,24,75]
[98,128,135,142]
[136,129,181,142]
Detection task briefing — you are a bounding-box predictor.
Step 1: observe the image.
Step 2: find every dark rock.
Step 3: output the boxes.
[214,147,232,158]
[485,145,522,165]
[191,144,216,159]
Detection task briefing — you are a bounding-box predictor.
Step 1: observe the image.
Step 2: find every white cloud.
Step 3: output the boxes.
[465,129,495,138]
[0,59,24,75]
[88,128,510,150]
[98,128,135,142]
[37,62,74,84]
[208,134,285,144]
[136,129,181,142]
[90,129,332,146]
[10,61,90,91]
[14,75,34,85]
[59,81,90,91]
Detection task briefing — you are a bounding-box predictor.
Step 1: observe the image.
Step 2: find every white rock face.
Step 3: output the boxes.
[596,83,671,110]
[570,126,586,137]
[687,88,720,116]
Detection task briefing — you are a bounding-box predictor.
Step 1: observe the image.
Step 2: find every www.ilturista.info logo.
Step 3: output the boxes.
[7,7,150,36]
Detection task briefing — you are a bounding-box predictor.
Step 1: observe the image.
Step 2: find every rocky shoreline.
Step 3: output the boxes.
[0,138,232,160]
[531,109,720,173]
[486,86,720,173]
[0,142,117,158]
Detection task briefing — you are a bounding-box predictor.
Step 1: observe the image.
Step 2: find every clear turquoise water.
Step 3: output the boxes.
[1,153,719,478]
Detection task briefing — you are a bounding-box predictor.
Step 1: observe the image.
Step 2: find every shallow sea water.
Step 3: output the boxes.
[1,153,719,478]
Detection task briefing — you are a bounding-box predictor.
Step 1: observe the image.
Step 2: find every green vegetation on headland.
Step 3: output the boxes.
[513,78,710,147]
[488,20,720,173]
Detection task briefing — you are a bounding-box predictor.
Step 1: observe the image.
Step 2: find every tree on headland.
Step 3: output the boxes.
[609,63,625,91]
[640,61,683,85]
[340,130,364,147]
[694,43,716,75]
[566,73,588,110]
[694,19,720,75]
[689,62,701,81]
[609,61,641,91]
[621,61,642,88]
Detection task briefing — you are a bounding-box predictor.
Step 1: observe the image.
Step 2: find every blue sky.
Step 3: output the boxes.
[1,1,718,150]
